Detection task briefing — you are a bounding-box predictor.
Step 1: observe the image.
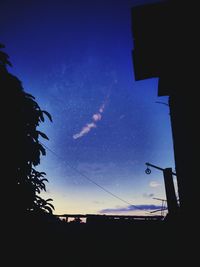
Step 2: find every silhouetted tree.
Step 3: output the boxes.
[0,44,54,218]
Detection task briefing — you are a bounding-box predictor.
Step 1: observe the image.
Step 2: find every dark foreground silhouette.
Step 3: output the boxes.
[5,213,197,266]
[131,0,199,219]
[1,43,53,218]
[1,0,199,261]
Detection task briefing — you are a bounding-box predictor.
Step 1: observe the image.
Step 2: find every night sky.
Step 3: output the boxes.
[1,0,175,215]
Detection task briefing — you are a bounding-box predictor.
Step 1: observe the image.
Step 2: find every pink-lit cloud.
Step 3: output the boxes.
[93,113,102,121]
[73,94,109,139]
[99,103,105,113]
[73,122,96,139]
[99,204,163,214]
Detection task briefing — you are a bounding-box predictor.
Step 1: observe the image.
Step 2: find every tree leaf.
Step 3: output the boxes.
[42,110,53,122]
[41,178,48,183]
[39,111,44,122]
[37,130,49,140]
[44,206,53,214]
[47,203,55,210]
[25,93,35,99]
[46,198,53,202]
[38,143,46,156]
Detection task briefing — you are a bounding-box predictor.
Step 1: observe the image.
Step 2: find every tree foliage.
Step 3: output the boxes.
[0,43,54,216]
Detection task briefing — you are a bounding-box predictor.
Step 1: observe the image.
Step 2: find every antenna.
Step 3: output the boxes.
[151,197,167,216]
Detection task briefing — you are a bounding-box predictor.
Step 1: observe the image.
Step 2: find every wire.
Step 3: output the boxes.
[155,101,169,106]
[40,142,151,213]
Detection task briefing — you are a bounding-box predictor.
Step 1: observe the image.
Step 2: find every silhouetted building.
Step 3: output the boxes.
[55,214,164,225]
[131,1,198,219]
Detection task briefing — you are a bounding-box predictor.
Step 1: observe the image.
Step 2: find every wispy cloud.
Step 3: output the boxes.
[73,89,111,139]
[73,122,96,139]
[99,204,163,214]
[92,113,102,121]
[143,193,154,198]
[149,181,161,188]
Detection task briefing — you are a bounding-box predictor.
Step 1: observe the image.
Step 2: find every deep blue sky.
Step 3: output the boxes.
[1,0,175,215]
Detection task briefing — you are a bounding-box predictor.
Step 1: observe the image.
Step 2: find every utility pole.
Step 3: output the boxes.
[145,163,178,217]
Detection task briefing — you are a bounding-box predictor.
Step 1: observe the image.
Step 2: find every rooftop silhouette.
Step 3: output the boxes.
[131,0,198,220]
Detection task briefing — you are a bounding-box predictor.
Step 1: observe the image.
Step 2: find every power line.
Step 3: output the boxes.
[155,101,169,106]
[40,142,151,213]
